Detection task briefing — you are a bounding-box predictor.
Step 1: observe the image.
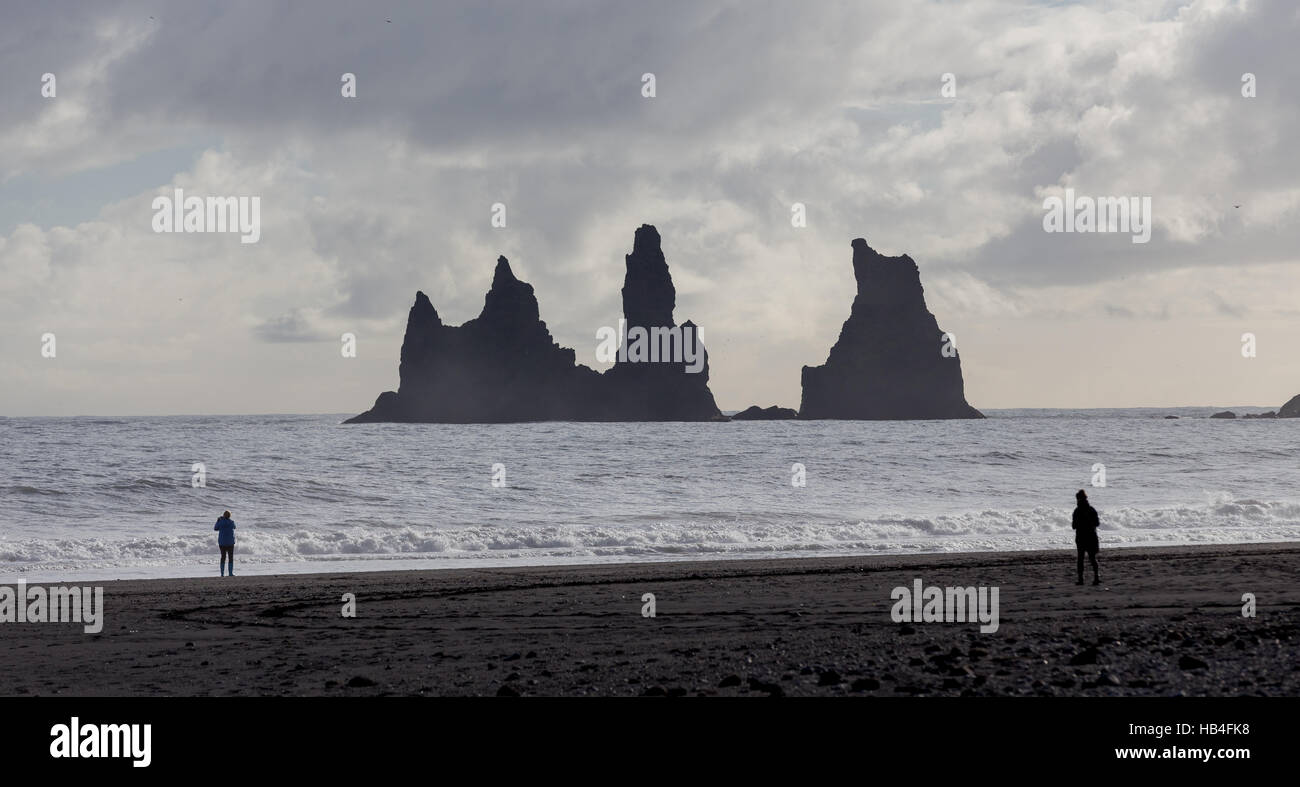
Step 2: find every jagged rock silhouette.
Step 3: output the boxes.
[599,225,722,421]
[799,238,983,420]
[346,225,722,423]
[731,405,798,420]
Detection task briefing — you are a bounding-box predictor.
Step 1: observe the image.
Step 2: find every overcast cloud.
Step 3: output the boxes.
[1,0,1297,415]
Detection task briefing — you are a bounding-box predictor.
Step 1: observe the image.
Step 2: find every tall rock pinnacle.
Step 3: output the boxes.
[799,238,983,420]
[621,225,676,331]
[602,226,722,421]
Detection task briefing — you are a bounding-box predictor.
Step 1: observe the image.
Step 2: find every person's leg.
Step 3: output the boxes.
[1090,549,1100,584]
[228,545,234,576]
[219,546,227,576]
[1076,547,1084,584]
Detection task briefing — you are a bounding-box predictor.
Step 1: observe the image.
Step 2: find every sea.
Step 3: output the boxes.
[1,408,1297,582]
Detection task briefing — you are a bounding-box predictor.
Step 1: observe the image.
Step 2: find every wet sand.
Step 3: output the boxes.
[1,543,1296,696]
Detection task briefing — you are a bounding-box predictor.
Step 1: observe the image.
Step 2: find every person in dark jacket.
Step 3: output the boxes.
[1072,490,1100,585]
[214,510,237,576]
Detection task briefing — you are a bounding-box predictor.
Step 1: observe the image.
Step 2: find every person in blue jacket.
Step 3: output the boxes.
[214,510,237,576]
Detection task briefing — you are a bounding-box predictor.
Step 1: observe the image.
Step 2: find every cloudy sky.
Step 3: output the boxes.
[2,0,1297,416]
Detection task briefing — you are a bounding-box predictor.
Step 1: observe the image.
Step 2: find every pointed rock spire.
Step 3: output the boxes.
[492,255,517,287]
[800,237,982,420]
[480,254,539,325]
[622,224,676,331]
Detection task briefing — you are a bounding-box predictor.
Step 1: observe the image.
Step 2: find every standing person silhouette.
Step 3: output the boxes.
[1072,490,1100,585]
[214,510,237,577]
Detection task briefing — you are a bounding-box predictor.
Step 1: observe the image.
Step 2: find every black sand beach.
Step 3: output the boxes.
[2,543,1296,697]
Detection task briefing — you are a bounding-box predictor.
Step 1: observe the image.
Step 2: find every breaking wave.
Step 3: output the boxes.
[4,413,1299,580]
[3,496,1298,578]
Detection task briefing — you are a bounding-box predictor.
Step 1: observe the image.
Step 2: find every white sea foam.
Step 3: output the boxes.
[1,411,1298,580]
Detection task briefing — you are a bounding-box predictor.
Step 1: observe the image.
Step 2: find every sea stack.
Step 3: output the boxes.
[599,225,723,421]
[347,256,601,423]
[346,225,722,423]
[731,405,798,420]
[799,238,983,420]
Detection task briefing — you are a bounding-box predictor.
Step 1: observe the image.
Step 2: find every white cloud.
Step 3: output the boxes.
[1,0,1298,414]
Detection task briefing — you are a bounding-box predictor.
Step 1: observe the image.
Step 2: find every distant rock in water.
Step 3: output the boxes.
[799,238,983,420]
[346,225,723,423]
[732,405,798,420]
[1242,411,1276,419]
[599,226,724,421]
[1279,394,1300,418]
[347,257,601,423]
[1210,411,1237,419]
